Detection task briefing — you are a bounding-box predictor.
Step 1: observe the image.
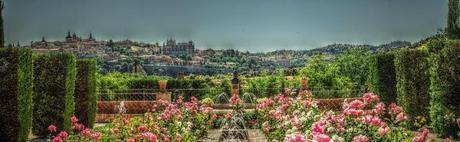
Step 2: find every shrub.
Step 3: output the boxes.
[167,78,209,100]
[429,45,460,138]
[394,49,430,129]
[75,59,97,128]
[0,48,33,142]
[32,53,76,137]
[369,52,397,104]
[127,77,160,89]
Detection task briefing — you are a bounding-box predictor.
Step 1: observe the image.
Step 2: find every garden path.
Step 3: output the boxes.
[200,129,268,142]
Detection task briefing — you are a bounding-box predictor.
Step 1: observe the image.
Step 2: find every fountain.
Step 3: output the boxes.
[218,71,250,142]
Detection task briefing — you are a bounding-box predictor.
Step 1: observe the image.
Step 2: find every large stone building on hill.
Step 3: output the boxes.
[160,38,194,56]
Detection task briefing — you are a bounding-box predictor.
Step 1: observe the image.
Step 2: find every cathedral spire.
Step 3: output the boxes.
[89,32,95,40]
[66,30,71,39]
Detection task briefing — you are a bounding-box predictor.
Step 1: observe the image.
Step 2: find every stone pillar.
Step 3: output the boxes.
[231,71,240,96]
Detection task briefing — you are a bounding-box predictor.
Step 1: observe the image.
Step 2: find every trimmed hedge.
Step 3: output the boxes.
[128,78,160,89]
[75,59,97,128]
[395,49,430,129]
[0,48,33,142]
[369,52,397,104]
[127,78,209,101]
[429,46,460,138]
[32,53,76,137]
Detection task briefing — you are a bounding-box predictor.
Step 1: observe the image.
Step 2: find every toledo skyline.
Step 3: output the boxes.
[5,0,447,52]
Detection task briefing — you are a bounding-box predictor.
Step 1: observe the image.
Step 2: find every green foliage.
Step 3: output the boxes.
[448,0,460,38]
[219,79,232,96]
[200,97,214,106]
[394,49,430,129]
[98,72,149,90]
[369,52,397,104]
[335,48,372,87]
[75,59,97,128]
[33,53,76,137]
[127,77,161,89]
[0,48,33,142]
[243,76,285,98]
[167,78,209,100]
[299,54,355,98]
[429,44,460,138]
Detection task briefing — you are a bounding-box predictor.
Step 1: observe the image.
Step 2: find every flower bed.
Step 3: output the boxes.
[48,97,214,142]
[255,91,429,141]
[97,101,158,114]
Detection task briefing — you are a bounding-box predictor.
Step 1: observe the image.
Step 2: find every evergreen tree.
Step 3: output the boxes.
[447,0,460,38]
[0,0,4,47]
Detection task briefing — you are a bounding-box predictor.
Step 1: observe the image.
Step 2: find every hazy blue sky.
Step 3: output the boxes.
[4,0,447,52]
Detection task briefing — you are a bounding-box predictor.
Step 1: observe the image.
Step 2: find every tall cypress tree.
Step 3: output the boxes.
[0,0,4,47]
[448,0,460,38]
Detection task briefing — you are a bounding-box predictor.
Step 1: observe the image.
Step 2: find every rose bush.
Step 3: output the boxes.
[256,90,418,141]
[47,96,214,142]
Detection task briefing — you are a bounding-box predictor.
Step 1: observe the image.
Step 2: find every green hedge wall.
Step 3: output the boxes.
[32,53,76,137]
[395,49,430,129]
[429,46,460,138]
[0,48,33,142]
[75,59,97,128]
[369,52,397,104]
[128,78,159,89]
[127,78,209,100]
[167,78,208,100]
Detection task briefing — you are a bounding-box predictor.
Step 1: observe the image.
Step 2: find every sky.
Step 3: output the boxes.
[4,0,448,52]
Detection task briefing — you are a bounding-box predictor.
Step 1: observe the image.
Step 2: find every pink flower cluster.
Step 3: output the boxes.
[285,133,307,142]
[412,128,429,142]
[49,115,101,142]
[229,94,242,105]
[159,104,182,120]
[353,135,368,142]
[258,91,420,141]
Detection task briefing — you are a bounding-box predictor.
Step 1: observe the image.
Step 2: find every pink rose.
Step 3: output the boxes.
[311,120,326,135]
[142,132,157,142]
[396,113,407,122]
[90,132,102,141]
[80,128,91,137]
[313,134,330,142]
[389,103,403,115]
[71,116,78,124]
[58,131,68,139]
[73,123,85,131]
[48,125,57,133]
[285,133,307,142]
[348,100,365,109]
[370,117,382,126]
[353,135,368,142]
[362,93,379,104]
[412,128,429,142]
[52,136,63,142]
[378,126,390,136]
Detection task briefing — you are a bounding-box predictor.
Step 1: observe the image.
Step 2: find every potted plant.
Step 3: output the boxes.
[157,80,171,102]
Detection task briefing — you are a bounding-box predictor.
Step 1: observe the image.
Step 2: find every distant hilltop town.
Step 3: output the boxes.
[31,31,194,57]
